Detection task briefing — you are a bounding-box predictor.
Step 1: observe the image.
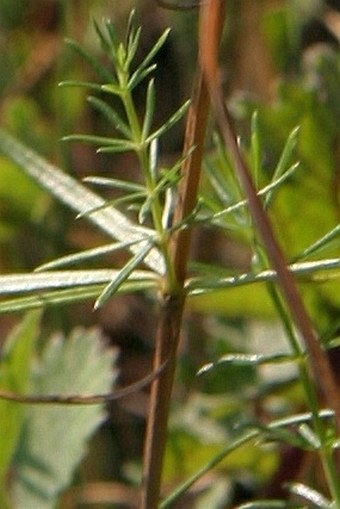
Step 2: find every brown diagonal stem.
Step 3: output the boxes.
[199,0,340,433]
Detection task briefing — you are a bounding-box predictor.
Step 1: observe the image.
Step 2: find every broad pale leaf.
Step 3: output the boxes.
[0,269,157,296]
[13,327,118,509]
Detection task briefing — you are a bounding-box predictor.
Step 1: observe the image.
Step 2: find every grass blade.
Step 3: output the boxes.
[0,129,165,274]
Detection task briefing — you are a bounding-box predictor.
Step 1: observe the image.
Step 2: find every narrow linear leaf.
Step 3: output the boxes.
[87,96,131,138]
[126,26,142,69]
[297,424,321,449]
[211,163,299,221]
[197,352,298,376]
[58,80,103,92]
[103,18,120,53]
[76,191,146,219]
[142,79,156,140]
[0,286,106,314]
[128,63,157,90]
[146,99,190,144]
[137,28,171,75]
[0,130,165,273]
[204,158,238,207]
[235,502,304,509]
[263,163,300,209]
[286,482,331,508]
[93,18,111,53]
[84,176,145,193]
[250,111,261,187]
[64,37,114,82]
[160,410,334,509]
[265,126,300,208]
[95,241,154,309]
[272,126,300,182]
[293,224,340,262]
[0,269,156,296]
[186,258,340,295]
[62,134,130,147]
[252,424,312,450]
[36,240,144,271]
[0,278,158,315]
[96,143,140,154]
[101,83,123,96]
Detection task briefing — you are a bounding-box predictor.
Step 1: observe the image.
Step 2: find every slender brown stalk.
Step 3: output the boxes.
[0,364,166,405]
[199,0,340,432]
[141,63,212,509]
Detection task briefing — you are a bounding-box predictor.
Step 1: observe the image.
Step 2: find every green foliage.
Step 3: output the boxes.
[0,3,339,509]
[12,327,117,509]
[0,311,41,507]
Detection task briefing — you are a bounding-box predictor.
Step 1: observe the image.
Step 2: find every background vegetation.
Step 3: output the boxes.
[0,1,339,508]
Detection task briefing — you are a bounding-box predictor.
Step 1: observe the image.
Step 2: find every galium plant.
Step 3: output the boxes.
[0,1,339,508]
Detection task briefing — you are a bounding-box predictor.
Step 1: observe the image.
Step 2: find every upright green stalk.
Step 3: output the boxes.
[265,281,340,504]
[119,85,176,288]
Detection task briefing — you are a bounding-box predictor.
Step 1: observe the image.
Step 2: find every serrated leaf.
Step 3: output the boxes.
[12,327,118,509]
[0,129,165,274]
[0,312,41,480]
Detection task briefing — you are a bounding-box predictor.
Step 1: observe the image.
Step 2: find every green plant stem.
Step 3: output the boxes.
[266,283,340,505]
[201,0,340,501]
[160,410,336,508]
[120,85,176,284]
[200,0,340,434]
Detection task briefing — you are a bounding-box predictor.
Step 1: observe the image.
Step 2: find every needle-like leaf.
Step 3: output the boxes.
[87,96,131,138]
[64,38,114,82]
[94,241,154,309]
